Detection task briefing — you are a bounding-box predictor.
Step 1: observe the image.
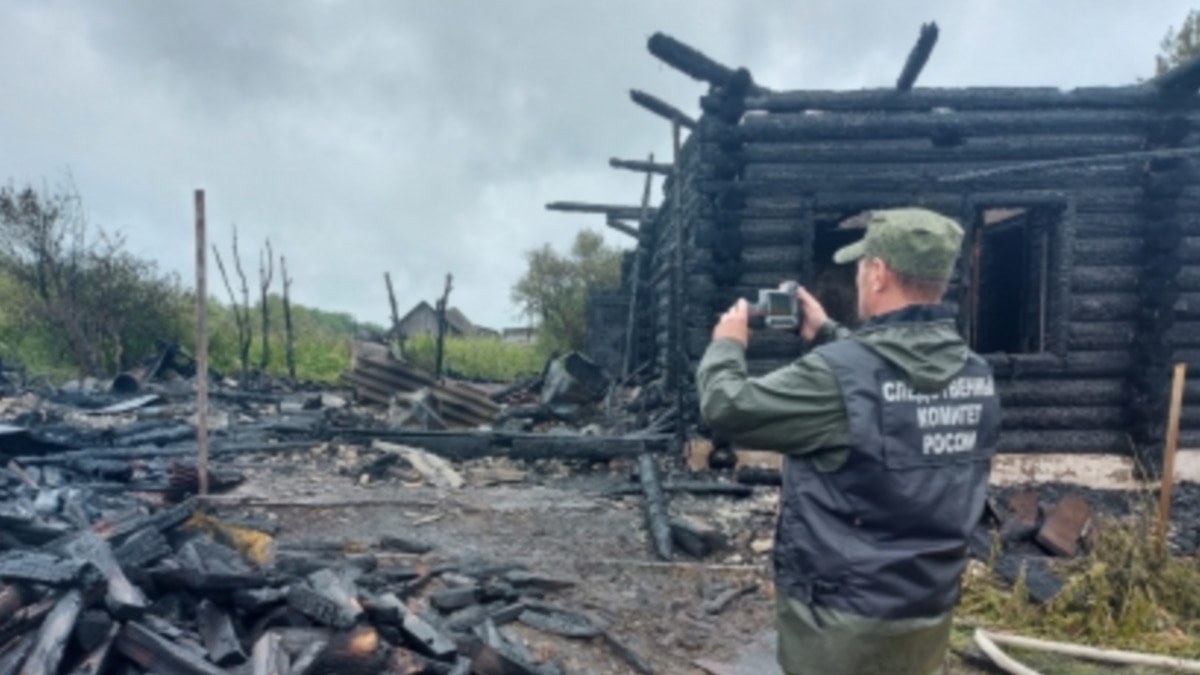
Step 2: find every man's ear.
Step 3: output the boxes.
[868,257,889,293]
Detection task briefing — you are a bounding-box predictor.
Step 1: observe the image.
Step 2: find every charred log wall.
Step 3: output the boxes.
[585,289,629,378]
[668,82,1200,456]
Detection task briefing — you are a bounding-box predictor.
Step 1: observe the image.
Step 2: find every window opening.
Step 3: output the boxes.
[967,207,1054,354]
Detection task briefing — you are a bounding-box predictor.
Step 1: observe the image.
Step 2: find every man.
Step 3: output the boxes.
[696,208,1001,675]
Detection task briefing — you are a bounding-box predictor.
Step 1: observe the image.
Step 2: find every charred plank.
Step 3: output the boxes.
[18,589,83,675]
[251,632,289,675]
[0,635,34,675]
[116,621,228,675]
[638,454,673,560]
[286,570,362,630]
[57,531,148,619]
[197,599,247,667]
[0,551,95,588]
[66,623,118,675]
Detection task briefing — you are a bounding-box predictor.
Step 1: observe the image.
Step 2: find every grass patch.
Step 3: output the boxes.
[403,334,545,382]
[958,498,1200,665]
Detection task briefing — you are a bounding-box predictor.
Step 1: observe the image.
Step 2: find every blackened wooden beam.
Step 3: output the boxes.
[116,622,228,675]
[735,467,782,486]
[0,598,55,649]
[735,109,1195,142]
[16,440,319,466]
[630,90,697,130]
[997,430,1132,454]
[604,481,753,498]
[546,201,659,222]
[939,145,1200,184]
[713,135,1151,164]
[1155,52,1200,98]
[66,623,118,675]
[605,217,639,239]
[610,157,674,176]
[638,454,673,560]
[702,164,1144,197]
[1000,406,1128,431]
[647,32,762,94]
[18,590,83,675]
[0,634,34,675]
[0,587,24,627]
[896,22,938,91]
[250,632,288,675]
[57,531,148,620]
[737,85,1194,113]
[197,599,247,667]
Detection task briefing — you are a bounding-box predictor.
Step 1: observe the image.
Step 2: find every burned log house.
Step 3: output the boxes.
[554,26,1200,473]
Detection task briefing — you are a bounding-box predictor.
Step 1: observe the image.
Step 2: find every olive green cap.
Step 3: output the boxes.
[832,208,964,280]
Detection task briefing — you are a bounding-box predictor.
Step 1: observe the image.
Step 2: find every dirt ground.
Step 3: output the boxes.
[207,448,779,674]
[198,445,1192,674]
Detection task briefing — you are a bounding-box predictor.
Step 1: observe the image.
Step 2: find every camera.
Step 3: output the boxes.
[748,281,803,331]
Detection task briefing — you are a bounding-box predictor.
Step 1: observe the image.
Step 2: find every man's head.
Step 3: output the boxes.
[832,208,963,320]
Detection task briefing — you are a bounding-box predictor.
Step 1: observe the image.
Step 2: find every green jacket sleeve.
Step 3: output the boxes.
[695,336,850,455]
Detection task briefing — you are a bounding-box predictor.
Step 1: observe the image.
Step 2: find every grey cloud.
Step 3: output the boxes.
[0,0,1190,330]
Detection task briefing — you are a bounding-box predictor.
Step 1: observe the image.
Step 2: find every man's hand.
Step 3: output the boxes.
[797,286,830,342]
[713,298,750,347]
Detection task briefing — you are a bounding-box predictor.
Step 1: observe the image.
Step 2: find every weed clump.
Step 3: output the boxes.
[959,506,1200,658]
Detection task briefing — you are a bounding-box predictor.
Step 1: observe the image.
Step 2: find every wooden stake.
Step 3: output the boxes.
[385,272,402,351]
[194,190,209,497]
[1156,362,1187,554]
[434,274,453,380]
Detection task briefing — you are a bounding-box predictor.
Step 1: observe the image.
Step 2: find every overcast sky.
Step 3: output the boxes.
[0,1,1190,330]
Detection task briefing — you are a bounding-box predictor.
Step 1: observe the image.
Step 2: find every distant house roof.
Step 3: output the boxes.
[444,307,475,335]
[396,301,487,338]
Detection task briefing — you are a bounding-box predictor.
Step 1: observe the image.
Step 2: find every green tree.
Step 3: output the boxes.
[0,180,186,376]
[1156,9,1200,75]
[511,229,623,353]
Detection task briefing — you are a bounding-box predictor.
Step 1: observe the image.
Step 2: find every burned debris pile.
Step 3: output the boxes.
[0,357,681,673]
[0,491,649,675]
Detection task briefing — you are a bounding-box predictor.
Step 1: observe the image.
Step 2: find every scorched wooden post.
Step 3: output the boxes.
[194,190,209,496]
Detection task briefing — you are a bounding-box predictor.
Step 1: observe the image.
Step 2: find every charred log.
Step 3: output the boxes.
[737,86,1197,113]
[646,32,758,93]
[895,22,939,91]
[637,454,673,560]
[735,109,1194,142]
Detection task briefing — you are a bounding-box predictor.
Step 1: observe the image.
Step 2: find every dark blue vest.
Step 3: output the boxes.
[773,337,1000,620]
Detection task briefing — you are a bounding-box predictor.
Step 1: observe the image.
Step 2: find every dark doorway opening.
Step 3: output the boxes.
[811,215,863,330]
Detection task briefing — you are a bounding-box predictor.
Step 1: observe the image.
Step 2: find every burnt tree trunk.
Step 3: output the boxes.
[258,239,274,374]
[281,256,296,381]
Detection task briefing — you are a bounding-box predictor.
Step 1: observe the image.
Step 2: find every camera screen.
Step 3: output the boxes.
[766,292,792,316]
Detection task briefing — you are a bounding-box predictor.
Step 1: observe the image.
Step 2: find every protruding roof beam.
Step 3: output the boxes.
[546,202,658,222]
[896,22,939,92]
[647,32,765,94]
[605,218,639,239]
[609,157,674,176]
[630,90,696,130]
